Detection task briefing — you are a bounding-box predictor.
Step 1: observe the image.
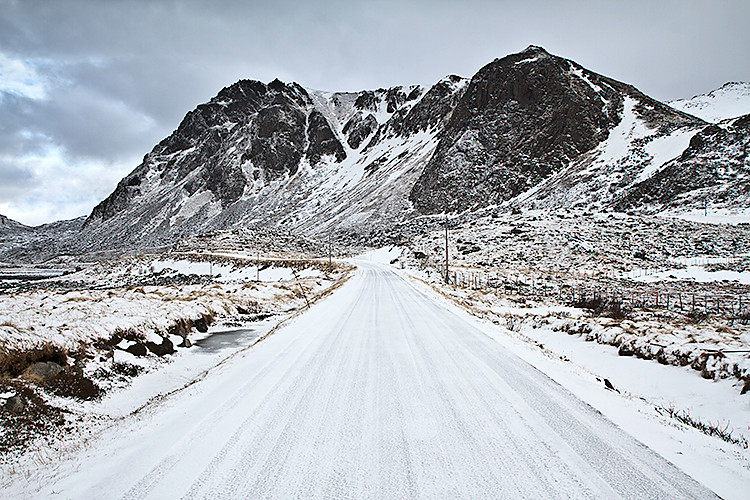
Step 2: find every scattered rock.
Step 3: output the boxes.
[603,378,615,391]
[22,361,64,383]
[178,337,192,348]
[741,379,750,395]
[4,395,24,414]
[193,317,209,333]
[617,343,634,356]
[145,337,174,356]
[125,343,148,357]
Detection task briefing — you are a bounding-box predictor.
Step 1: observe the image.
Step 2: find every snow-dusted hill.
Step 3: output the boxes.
[669,82,750,123]
[0,214,83,264]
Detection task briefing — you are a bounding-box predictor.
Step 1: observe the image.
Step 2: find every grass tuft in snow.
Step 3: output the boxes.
[657,405,749,449]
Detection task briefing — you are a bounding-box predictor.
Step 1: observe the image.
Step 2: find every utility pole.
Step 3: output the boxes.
[256,250,260,282]
[444,215,449,284]
[328,231,332,270]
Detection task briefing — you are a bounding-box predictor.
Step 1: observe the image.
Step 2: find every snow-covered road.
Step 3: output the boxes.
[41,262,715,499]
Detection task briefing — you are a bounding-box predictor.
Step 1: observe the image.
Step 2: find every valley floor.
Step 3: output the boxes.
[2,260,740,498]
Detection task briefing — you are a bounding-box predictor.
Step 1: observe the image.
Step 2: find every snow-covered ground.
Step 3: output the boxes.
[660,207,750,226]
[0,254,343,354]
[395,261,750,498]
[0,251,354,461]
[0,261,728,498]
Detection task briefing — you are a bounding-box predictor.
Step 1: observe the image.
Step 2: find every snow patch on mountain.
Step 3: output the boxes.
[670,82,750,123]
[636,128,697,182]
[517,96,702,210]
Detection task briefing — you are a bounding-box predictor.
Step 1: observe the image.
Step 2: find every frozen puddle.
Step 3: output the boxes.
[88,318,277,418]
[193,327,261,353]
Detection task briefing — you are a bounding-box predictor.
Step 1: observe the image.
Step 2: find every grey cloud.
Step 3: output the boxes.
[0,158,34,186]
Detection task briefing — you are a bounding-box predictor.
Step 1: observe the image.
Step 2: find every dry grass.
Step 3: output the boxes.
[0,342,68,378]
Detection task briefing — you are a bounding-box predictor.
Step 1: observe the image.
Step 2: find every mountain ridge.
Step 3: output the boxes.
[3,46,750,262]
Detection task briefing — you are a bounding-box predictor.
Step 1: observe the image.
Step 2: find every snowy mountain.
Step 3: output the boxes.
[615,114,750,213]
[0,215,83,263]
[4,46,750,261]
[411,46,704,214]
[669,82,750,123]
[79,74,465,251]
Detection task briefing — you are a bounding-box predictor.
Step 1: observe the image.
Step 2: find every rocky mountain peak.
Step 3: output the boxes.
[410,46,625,213]
[85,75,346,230]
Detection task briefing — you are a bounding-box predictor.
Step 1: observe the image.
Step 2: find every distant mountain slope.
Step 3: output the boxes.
[669,82,750,123]
[0,214,30,234]
[0,215,84,264]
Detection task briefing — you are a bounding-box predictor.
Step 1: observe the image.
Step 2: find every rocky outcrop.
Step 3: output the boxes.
[306,110,346,164]
[342,113,378,149]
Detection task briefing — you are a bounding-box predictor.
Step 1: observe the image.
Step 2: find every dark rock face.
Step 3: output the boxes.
[389,75,466,137]
[410,46,626,213]
[343,113,378,149]
[354,91,377,111]
[386,87,407,113]
[247,103,307,180]
[306,110,346,164]
[615,114,750,210]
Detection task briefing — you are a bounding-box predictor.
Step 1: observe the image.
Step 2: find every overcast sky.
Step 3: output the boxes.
[1,0,748,226]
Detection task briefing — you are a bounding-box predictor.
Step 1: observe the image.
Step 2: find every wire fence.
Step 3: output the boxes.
[434,264,750,322]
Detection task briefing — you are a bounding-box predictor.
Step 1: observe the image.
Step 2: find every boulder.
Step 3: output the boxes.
[125,343,148,357]
[193,317,209,333]
[4,395,24,414]
[145,337,175,356]
[22,361,64,383]
[617,343,634,356]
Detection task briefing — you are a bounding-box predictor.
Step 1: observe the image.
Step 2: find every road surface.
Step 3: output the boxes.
[47,262,715,499]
